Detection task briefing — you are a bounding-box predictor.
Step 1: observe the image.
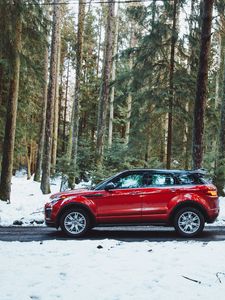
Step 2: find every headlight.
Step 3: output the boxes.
[50,195,67,205]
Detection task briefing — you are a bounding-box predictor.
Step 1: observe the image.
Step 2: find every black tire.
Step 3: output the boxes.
[173,207,205,238]
[60,208,90,238]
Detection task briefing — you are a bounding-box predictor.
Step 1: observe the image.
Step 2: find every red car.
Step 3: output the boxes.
[45,169,219,238]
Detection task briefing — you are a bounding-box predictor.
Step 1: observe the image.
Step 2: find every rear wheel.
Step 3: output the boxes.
[174,207,205,237]
[60,208,90,238]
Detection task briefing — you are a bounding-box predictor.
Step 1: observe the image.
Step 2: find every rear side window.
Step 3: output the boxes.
[150,174,175,186]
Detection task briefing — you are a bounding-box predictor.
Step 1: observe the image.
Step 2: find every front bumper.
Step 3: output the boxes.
[45,206,57,227]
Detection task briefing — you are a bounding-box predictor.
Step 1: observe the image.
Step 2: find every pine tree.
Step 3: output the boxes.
[214,0,225,195]
[192,0,214,169]
[108,5,119,148]
[96,0,115,166]
[34,45,49,182]
[166,0,178,169]
[41,0,61,194]
[0,1,22,201]
[68,0,86,189]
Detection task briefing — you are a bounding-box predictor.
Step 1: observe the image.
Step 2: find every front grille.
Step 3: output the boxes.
[45,208,52,219]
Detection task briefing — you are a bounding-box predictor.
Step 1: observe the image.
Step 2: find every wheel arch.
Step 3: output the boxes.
[168,201,209,225]
[56,203,97,228]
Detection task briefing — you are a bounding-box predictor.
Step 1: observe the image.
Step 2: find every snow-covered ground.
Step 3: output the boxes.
[0,174,224,226]
[0,174,89,226]
[0,239,225,300]
[1,176,225,299]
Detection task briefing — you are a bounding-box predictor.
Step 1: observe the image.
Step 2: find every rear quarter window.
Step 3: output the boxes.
[178,174,196,185]
[177,173,211,185]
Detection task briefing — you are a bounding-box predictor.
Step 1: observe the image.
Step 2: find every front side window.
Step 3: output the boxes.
[112,173,144,189]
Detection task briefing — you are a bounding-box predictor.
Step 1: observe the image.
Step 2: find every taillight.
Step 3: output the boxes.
[206,190,217,197]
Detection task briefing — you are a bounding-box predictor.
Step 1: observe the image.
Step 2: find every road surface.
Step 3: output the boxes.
[1,226,225,242]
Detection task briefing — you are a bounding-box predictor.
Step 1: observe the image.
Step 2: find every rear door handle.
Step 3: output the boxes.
[170,189,177,193]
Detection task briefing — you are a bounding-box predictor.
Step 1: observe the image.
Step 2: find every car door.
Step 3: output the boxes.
[94,171,144,223]
[141,172,178,221]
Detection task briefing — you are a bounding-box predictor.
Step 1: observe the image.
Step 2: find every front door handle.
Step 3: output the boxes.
[170,189,177,193]
[129,192,142,195]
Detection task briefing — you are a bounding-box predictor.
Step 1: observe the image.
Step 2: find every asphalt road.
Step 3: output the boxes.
[1,226,225,242]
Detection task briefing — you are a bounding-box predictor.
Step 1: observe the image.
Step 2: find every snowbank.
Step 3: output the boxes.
[0,175,224,226]
[0,239,225,300]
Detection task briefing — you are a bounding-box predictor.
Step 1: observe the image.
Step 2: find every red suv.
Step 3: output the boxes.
[45,169,219,238]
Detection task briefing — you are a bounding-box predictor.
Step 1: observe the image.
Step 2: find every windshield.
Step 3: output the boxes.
[94,172,122,190]
[92,175,117,190]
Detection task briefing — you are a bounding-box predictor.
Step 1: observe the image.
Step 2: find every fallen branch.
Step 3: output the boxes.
[216,272,225,283]
[182,276,201,284]
[30,209,44,215]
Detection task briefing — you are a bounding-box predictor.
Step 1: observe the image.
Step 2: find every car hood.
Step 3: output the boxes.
[50,188,98,199]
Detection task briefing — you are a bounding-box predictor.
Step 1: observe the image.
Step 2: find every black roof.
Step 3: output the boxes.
[121,169,207,174]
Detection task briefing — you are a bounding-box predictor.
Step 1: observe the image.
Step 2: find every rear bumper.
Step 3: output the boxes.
[207,208,220,223]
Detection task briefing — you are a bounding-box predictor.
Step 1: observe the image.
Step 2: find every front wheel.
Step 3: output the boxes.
[60,208,90,238]
[174,207,205,237]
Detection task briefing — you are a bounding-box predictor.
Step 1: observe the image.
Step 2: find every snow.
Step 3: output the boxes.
[0,176,225,299]
[0,239,225,300]
[0,175,89,226]
[0,174,225,226]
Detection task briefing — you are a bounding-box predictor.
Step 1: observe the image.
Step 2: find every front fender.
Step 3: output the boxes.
[61,195,97,215]
[54,196,97,227]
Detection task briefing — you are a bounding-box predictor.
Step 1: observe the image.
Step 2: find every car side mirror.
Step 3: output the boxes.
[104,182,115,191]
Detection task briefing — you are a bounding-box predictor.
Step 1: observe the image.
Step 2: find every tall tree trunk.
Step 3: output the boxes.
[215,1,225,109]
[215,57,225,195]
[26,140,32,180]
[0,61,3,107]
[62,58,70,154]
[108,5,119,148]
[0,4,22,202]
[97,9,103,77]
[34,46,49,182]
[192,0,214,169]
[69,0,86,189]
[166,0,178,169]
[41,0,61,194]
[184,0,196,169]
[213,1,225,195]
[52,34,62,173]
[96,0,115,166]
[124,24,135,146]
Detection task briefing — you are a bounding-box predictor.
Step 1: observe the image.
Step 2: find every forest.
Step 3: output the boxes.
[0,0,225,201]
